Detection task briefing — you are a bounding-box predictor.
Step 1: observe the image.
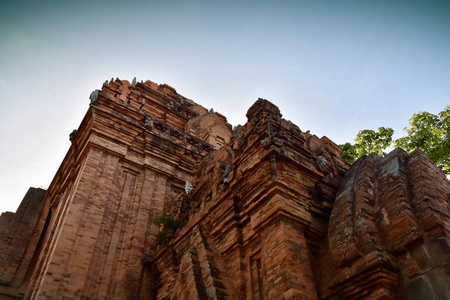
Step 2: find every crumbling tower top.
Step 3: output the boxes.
[246,98,282,124]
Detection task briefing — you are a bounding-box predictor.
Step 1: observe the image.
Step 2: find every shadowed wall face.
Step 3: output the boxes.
[0,188,47,299]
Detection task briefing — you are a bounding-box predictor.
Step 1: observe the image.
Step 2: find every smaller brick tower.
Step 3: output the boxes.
[154,98,350,299]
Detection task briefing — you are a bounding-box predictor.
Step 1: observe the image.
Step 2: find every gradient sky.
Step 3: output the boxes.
[1,0,449,213]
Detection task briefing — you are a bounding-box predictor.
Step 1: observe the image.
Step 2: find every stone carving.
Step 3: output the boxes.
[185,181,194,194]
[316,155,330,173]
[222,165,232,183]
[270,155,278,179]
[89,90,99,104]
[69,129,77,142]
[143,116,152,130]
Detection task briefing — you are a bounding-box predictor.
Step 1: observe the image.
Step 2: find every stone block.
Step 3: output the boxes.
[410,243,435,272]
[407,276,435,300]
[424,236,450,267]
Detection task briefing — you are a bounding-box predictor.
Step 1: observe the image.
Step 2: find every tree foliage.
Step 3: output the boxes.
[340,127,394,163]
[340,142,358,164]
[340,106,449,175]
[394,106,449,174]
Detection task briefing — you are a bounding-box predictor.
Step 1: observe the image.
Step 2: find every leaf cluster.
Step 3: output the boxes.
[339,106,449,175]
[152,215,186,243]
[340,127,394,163]
[395,106,449,174]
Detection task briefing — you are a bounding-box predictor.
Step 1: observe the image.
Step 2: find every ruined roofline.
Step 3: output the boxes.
[97,79,344,154]
[2,77,449,300]
[14,78,346,209]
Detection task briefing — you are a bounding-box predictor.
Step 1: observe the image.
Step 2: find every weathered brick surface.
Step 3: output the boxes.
[153,99,349,299]
[0,188,47,299]
[1,79,449,299]
[325,148,450,299]
[20,79,231,299]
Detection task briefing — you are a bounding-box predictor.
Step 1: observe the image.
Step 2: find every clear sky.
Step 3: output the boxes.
[1,0,449,213]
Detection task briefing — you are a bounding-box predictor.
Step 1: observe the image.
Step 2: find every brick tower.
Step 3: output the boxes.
[0,79,449,299]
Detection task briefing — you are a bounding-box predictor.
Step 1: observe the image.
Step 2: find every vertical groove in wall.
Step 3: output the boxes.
[54,151,114,297]
[82,161,127,299]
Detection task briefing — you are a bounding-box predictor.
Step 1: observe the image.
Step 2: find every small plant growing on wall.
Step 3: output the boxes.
[152,215,186,244]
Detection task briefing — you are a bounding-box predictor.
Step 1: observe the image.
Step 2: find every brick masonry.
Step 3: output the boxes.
[0,79,448,299]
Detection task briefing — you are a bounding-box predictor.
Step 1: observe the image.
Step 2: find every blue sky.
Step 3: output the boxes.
[1,0,449,213]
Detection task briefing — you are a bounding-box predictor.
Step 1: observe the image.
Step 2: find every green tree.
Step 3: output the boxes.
[339,127,394,163]
[340,142,358,163]
[395,106,450,175]
[340,106,449,175]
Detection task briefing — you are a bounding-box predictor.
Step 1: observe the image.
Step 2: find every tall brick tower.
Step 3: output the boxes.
[22,78,231,299]
[0,78,449,299]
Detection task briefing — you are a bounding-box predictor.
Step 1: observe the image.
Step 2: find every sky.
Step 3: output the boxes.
[0,0,449,213]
